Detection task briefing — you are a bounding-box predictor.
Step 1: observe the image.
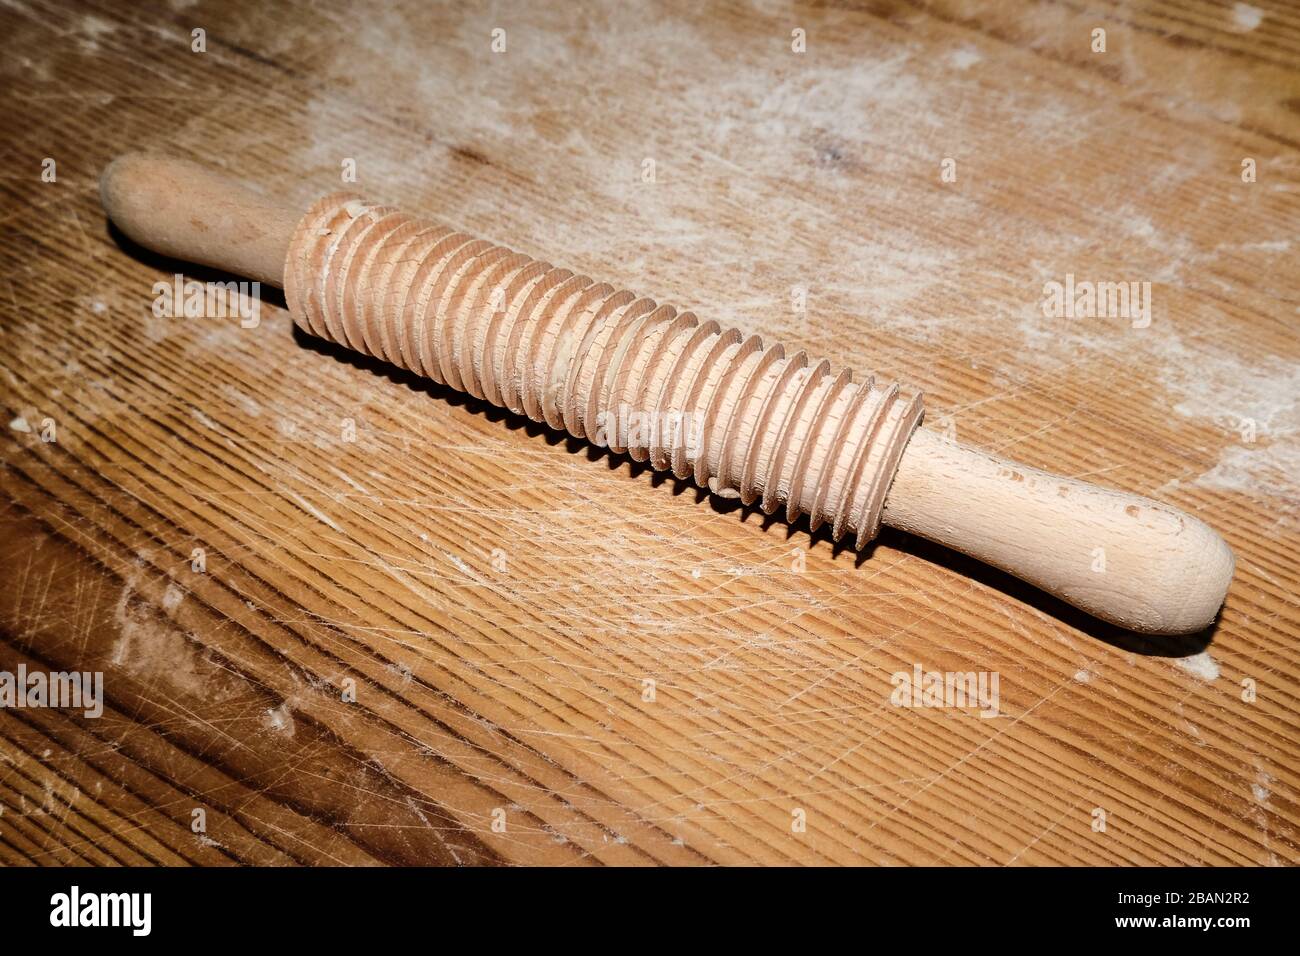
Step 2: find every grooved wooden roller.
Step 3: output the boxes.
[100,154,1235,636]
[283,191,922,550]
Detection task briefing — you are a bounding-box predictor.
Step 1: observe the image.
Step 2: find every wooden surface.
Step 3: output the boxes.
[0,0,1297,866]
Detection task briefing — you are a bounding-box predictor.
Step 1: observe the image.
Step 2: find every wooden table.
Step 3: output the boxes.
[1,0,1296,866]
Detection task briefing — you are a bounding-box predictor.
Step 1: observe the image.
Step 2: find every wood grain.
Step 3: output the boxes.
[0,0,1297,865]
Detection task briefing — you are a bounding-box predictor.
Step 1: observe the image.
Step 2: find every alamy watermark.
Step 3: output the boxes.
[152,274,261,328]
[1041,273,1151,328]
[890,663,999,718]
[50,886,150,936]
[0,665,104,718]
[591,407,704,457]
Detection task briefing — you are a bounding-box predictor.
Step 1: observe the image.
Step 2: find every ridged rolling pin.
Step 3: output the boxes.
[99,153,1235,636]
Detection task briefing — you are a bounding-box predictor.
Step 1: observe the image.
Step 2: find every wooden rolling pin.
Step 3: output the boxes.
[100,153,1234,635]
